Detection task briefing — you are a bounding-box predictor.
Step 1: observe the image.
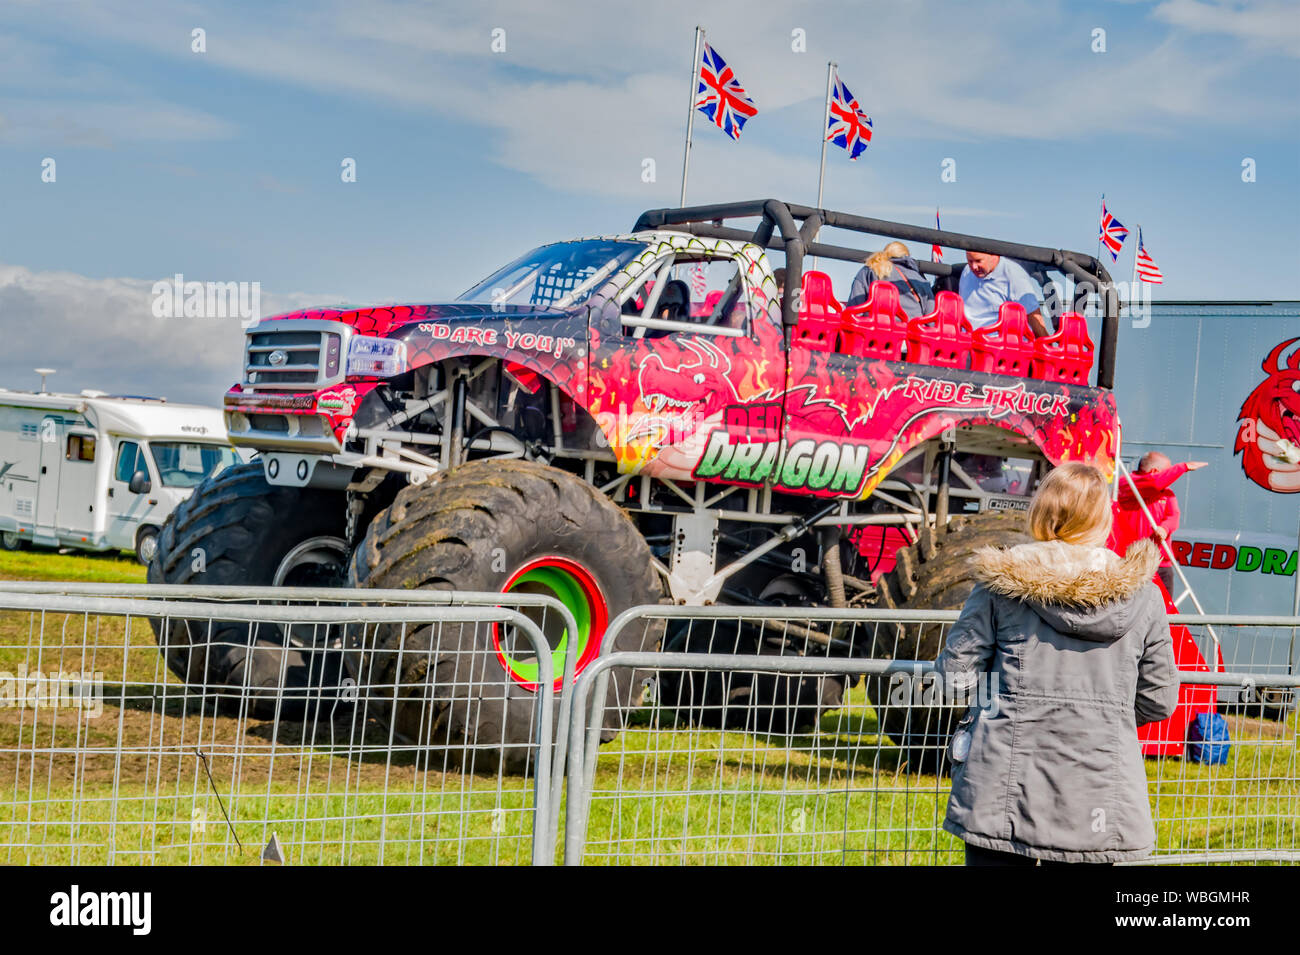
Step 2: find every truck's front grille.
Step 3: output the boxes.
[243,323,345,390]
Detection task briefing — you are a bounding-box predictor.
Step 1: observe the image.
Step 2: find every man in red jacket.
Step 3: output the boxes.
[1109,452,1208,591]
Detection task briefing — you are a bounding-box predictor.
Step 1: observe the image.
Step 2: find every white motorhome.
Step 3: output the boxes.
[0,390,244,563]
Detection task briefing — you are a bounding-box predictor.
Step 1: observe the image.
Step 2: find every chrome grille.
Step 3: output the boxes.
[243,321,345,390]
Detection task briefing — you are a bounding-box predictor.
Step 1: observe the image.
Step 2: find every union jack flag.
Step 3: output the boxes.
[1098,199,1128,262]
[826,71,872,160]
[695,42,758,141]
[1135,230,1163,284]
[931,209,943,263]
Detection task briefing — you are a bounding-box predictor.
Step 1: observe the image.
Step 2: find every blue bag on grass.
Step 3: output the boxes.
[1187,712,1230,764]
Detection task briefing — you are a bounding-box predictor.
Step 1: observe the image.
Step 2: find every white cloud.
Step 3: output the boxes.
[5,0,1293,197]
[0,264,328,405]
[0,30,238,146]
[1153,0,1300,58]
[0,101,238,147]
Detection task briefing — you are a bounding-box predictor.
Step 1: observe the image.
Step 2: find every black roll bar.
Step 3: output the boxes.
[633,199,1119,389]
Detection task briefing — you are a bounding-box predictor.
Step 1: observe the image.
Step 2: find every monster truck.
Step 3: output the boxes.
[148,199,1124,771]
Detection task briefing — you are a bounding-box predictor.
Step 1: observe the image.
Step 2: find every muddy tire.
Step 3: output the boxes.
[346,459,663,774]
[147,461,349,719]
[865,512,1032,774]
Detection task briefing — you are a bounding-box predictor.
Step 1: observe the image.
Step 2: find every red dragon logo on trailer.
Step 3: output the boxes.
[1235,336,1300,494]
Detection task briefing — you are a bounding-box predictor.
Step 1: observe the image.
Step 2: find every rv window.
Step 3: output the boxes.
[66,434,96,463]
[115,442,145,482]
[150,442,241,488]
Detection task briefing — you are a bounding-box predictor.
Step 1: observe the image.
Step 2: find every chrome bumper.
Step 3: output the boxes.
[224,408,344,454]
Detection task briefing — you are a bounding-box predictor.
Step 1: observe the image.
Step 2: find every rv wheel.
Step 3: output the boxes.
[134,525,159,565]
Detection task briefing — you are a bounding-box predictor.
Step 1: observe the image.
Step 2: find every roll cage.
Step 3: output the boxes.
[633,199,1122,389]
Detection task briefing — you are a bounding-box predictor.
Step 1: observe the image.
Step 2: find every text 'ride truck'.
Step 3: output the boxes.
[149,199,1124,771]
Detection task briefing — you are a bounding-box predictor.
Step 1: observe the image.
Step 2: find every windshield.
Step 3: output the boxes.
[458,239,643,310]
[150,442,241,488]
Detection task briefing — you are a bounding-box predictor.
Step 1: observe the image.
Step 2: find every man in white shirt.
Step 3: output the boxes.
[959,252,1048,336]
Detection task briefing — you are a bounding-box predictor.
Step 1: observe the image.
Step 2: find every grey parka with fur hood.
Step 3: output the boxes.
[935,538,1179,863]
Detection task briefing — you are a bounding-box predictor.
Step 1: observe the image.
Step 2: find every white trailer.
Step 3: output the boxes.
[0,390,244,563]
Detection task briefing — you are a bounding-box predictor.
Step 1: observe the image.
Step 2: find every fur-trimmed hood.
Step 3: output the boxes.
[971,538,1161,642]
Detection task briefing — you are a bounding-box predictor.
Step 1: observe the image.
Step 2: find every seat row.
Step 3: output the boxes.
[793,272,1095,386]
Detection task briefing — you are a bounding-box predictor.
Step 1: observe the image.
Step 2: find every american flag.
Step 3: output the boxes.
[689,261,708,298]
[1098,199,1129,262]
[931,209,943,263]
[826,71,873,160]
[695,42,758,141]
[1135,230,1163,284]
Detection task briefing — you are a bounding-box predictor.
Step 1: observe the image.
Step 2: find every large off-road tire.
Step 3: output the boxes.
[865,511,1032,774]
[656,618,848,736]
[147,461,349,719]
[346,459,664,774]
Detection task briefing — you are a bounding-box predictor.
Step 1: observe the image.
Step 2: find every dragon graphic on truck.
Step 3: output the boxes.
[588,304,1116,498]
[227,230,1118,501]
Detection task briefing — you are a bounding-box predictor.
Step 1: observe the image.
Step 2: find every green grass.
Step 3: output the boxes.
[0,547,145,584]
[573,687,1299,865]
[0,782,541,866]
[0,549,1295,865]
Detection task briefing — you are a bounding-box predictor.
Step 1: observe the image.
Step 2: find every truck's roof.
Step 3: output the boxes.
[0,390,231,442]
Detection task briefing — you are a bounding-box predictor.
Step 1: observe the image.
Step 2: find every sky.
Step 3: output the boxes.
[0,0,1297,403]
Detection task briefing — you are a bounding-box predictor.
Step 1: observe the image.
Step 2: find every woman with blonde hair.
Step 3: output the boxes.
[935,461,1178,866]
[847,240,935,316]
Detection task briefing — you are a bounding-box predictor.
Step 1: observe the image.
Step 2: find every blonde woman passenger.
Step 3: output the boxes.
[846,240,935,316]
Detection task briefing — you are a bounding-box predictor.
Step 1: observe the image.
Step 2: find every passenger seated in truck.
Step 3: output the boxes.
[847,242,935,317]
[960,251,1049,336]
[1011,257,1063,329]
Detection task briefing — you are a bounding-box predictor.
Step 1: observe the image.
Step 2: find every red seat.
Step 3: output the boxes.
[691,289,723,318]
[841,281,909,360]
[972,301,1037,377]
[906,291,972,369]
[793,270,842,352]
[1033,311,1094,384]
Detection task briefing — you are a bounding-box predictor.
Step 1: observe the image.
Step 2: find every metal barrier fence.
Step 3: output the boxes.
[0,582,584,857]
[0,587,1294,866]
[0,589,562,865]
[562,607,1300,866]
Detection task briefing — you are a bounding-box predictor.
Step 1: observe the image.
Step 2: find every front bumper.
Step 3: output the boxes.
[224,397,345,454]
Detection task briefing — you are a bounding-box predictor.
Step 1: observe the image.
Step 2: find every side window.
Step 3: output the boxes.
[620,254,748,338]
[66,433,96,462]
[114,441,142,482]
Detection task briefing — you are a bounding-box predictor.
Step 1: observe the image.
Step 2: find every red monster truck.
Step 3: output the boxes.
[149,200,1125,771]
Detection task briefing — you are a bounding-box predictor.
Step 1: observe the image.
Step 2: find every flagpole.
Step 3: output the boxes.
[811,60,835,271]
[679,26,704,208]
[1096,194,1105,264]
[815,60,835,210]
[1129,224,1141,310]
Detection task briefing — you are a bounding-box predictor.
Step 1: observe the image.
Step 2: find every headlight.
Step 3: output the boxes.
[346,335,408,378]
